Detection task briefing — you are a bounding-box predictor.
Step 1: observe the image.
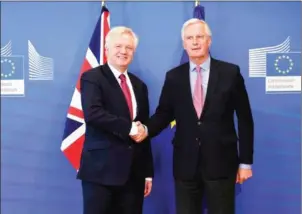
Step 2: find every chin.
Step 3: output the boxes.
[195,52,207,57]
[190,54,203,58]
[117,62,129,67]
[117,60,128,64]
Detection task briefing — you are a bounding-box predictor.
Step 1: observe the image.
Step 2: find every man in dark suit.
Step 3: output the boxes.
[134,18,254,214]
[77,26,153,214]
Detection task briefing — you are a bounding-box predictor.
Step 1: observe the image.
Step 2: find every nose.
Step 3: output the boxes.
[120,46,127,54]
[192,37,198,45]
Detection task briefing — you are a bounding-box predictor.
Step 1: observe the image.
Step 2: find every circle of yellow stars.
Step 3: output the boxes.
[1,58,16,78]
[274,55,294,75]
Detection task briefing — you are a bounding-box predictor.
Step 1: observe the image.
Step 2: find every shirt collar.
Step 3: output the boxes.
[107,62,128,80]
[189,56,211,72]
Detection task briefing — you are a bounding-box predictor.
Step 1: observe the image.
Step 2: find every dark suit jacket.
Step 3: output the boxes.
[77,63,154,186]
[147,58,254,180]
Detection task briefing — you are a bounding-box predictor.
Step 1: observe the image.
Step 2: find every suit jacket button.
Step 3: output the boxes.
[128,146,132,149]
[198,121,202,125]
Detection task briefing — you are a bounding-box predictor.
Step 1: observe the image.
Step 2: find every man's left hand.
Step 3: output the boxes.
[236,168,253,184]
[144,180,152,197]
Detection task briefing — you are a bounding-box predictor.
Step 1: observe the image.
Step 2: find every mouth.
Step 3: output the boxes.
[117,56,128,60]
[192,48,201,51]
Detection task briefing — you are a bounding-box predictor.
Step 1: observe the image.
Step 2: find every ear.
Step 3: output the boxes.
[208,36,212,47]
[182,40,186,49]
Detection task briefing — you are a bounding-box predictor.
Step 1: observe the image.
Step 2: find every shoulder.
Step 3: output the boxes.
[212,58,240,73]
[128,72,147,89]
[166,62,189,79]
[211,58,245,86]
[80,65,104,81]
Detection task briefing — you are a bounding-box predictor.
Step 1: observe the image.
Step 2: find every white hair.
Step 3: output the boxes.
[181,18,212,40]
[105,26,139,49]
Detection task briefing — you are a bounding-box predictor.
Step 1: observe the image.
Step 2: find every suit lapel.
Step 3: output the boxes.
[200,58,220,118]
[128,73,140,120]
[102,63,132,119]
[103,63,121,88]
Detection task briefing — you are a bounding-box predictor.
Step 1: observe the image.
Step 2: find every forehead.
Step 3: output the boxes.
[184,22,206,35]
[112,33,134,45]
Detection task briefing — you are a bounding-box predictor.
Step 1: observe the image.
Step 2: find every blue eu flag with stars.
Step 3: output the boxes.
[1,56,24,80]
[266,52,301,76]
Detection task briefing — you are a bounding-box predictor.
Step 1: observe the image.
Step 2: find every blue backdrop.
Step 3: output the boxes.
[1,2,301,214]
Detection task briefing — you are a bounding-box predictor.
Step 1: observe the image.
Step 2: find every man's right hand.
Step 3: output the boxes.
[130,121,148,143]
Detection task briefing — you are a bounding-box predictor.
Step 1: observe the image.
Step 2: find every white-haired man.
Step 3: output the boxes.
[77,26,153,214]
[135,18,254,214]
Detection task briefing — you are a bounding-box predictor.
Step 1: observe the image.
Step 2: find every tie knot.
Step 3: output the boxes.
[119,74,126,82]
[196,65,201,73]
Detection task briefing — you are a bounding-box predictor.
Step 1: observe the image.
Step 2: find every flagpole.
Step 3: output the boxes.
[195,0,200,7]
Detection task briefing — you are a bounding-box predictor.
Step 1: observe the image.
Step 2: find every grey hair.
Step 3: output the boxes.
[181,18,212,40]
[105,26,139,49]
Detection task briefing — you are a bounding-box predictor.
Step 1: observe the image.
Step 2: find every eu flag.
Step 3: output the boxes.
[266,52,301,76]
[1,56,24,80]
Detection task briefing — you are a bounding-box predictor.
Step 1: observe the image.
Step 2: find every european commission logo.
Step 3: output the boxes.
[249,37,301,94]
[1,40,54,97]
[28,40,54,81]
[1,55,25,97]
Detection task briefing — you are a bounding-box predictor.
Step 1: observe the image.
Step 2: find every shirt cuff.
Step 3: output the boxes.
[143,125,148,136]
[239,164,252,169]
[129,122,138,135]
[145,177,152,181]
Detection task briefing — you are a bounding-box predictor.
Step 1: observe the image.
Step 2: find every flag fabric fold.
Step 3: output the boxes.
[60,5,110,170]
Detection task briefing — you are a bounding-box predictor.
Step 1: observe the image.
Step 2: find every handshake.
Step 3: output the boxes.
[129,121,148,143]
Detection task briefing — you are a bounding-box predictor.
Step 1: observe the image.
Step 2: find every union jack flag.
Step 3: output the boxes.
[60,5,110,170]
